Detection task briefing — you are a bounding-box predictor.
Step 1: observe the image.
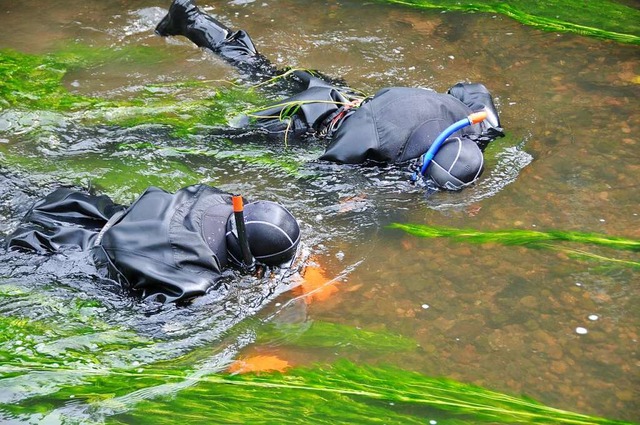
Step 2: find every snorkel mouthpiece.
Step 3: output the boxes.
[468,110,489,125]
[232,195,255,271]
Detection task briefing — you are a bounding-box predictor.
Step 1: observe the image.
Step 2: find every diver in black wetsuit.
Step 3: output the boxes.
[156,0,505,190]
[6,184,300,304]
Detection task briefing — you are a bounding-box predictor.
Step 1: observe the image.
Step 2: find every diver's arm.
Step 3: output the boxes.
[156,0,276,77]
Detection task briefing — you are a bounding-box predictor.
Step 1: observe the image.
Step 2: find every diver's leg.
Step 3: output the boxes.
[156,0,275,76]
[156,0,230,48]
[6,189,125,253]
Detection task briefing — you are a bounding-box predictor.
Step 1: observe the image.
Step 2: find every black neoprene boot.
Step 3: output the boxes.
[156,0,192,36]
[155,0,231,50]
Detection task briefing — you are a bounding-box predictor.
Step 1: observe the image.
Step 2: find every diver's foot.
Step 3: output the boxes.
[155,0,197,37]
[155,11,177,36]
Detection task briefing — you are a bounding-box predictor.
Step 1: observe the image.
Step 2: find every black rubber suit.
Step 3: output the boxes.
[7,185,300,303]
[156,0,504,165]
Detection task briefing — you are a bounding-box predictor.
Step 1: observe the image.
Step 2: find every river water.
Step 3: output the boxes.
[0,0,638,423]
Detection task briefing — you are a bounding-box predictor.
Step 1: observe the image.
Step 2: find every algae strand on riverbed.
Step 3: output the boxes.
[371,0,640,44]
[390,223,640,268]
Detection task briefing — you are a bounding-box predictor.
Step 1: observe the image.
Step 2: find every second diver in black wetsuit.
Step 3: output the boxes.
[156,0,505,190]
[6,184,301,304]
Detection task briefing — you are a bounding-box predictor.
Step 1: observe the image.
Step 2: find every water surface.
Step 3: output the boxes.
[0,0,638,423]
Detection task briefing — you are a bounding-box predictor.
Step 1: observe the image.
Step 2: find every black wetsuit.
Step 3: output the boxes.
[156,0,504,164]
[7,185,236,303]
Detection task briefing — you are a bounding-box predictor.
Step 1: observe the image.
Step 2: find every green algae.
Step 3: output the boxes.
[0,294,152,373]
[0,283,628,424]
[2,321,630,425]
[390,223,640,268]
[98,360,634,424]
[374,0,640,45]
[0,47,306,184]
[180,360,633,424]
[0,47,265,132]
[0,49,104,112]
[256,320,418,351]
[390,223,640,251]
[0,131,306,199]
[0,149,208,202]
[0,258,631,424]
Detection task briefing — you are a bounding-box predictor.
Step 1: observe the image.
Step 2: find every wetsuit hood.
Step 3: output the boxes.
[426,137,484,190]
[226,200,300,267]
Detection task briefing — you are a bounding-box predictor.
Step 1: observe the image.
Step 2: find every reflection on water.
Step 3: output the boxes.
[0,0,638,423]
[424,143,534,211]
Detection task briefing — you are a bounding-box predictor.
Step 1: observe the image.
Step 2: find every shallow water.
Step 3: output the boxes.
[0,0,638,423]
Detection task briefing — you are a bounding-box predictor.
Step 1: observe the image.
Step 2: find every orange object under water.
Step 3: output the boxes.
[227,262,338,375]
[228,355,291,374]
[294,263,339,304]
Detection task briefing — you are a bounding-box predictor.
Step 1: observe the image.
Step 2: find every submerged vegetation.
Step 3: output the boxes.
[0,47,264,132]
[0,47,309,186]
[106,361,633,425]
[374,0,640,45]
[390,223,640,268]
[0,290,631,424]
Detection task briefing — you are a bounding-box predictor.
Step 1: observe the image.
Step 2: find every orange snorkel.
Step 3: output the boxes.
[232,195,255,271]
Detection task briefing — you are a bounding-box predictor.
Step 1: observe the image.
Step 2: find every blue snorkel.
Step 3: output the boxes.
[414,110,488,180]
